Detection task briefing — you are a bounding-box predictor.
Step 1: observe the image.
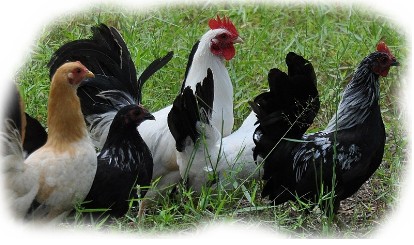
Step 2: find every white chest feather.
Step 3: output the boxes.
[185,42,234,137]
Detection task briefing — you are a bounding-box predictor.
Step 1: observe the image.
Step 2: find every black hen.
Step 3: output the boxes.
[82,104,154,218]
[253,42,399,213]
[48,23,173,148]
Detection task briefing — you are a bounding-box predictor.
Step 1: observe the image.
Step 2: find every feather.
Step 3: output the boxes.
[255,47,398,213]
[82,105,154,219]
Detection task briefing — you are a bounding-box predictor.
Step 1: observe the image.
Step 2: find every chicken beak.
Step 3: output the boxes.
[144,112,155,121]
[85,70,95,78]
[233,36,244,44]
[390,59,400,66]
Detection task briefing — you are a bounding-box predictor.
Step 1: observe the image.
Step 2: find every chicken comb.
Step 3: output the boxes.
[376,41,393,57]
[208,15,239,36]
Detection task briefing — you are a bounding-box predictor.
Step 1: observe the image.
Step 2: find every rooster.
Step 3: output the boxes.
[138,15,242,208]
[252,42,399,213]
[48,17,241,214]
[168,69,262,192]
[1,62,97,221]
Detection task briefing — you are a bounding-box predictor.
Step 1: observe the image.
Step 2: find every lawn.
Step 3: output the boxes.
[11,1,409,238]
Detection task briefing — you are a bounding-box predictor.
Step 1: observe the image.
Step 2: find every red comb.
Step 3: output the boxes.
[208,15,238,36]
[376,41,393,56]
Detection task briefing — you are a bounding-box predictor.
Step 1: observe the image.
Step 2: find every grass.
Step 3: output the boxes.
[12,2,408,238]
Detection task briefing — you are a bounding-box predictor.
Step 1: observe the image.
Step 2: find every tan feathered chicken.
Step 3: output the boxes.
[1,61,97,222]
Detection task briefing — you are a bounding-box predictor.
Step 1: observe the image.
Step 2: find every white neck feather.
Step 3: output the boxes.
[184,29,234,136]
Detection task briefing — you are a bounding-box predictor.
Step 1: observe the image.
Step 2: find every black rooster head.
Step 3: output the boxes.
[368,41,399,77]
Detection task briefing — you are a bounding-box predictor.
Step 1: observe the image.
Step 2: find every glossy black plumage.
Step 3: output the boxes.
[250,52,320,160]
[47,23,173,118]
[82,105,154,218]
[252,48,398,213]
[23,113,47,156]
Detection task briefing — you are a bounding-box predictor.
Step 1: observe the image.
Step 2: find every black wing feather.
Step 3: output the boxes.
[168,68,214,152]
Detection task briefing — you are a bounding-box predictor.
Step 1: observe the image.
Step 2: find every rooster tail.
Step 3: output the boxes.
[1,119,25,171]
[137,51,174,103]
[48,24,124,79]
[249,68,290,159]
[50,24,173,150]
[49,24,173,103]
[48,24,138,98]
[48,24,130,77]
[250,52,320,160]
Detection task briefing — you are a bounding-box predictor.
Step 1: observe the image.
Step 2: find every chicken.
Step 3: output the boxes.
[1,84,39,220]
[80,101,154,219]
[2,62,97,221]
[252,42,399,213]
[48,24,172,217]
[168,69,261,192]
[138,15,242,209]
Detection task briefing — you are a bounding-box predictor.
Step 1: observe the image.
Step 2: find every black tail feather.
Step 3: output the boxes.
[49,23,173,105]
[137,51,174,103]
[250,52,320,161]
[48,24,137,99]
[23,113,47,156]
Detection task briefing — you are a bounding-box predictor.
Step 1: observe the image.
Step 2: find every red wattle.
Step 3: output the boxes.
[222,45,235,61]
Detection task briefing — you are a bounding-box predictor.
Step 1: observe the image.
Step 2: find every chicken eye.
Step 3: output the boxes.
[219,33,228,39]
[379,56,388,64]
